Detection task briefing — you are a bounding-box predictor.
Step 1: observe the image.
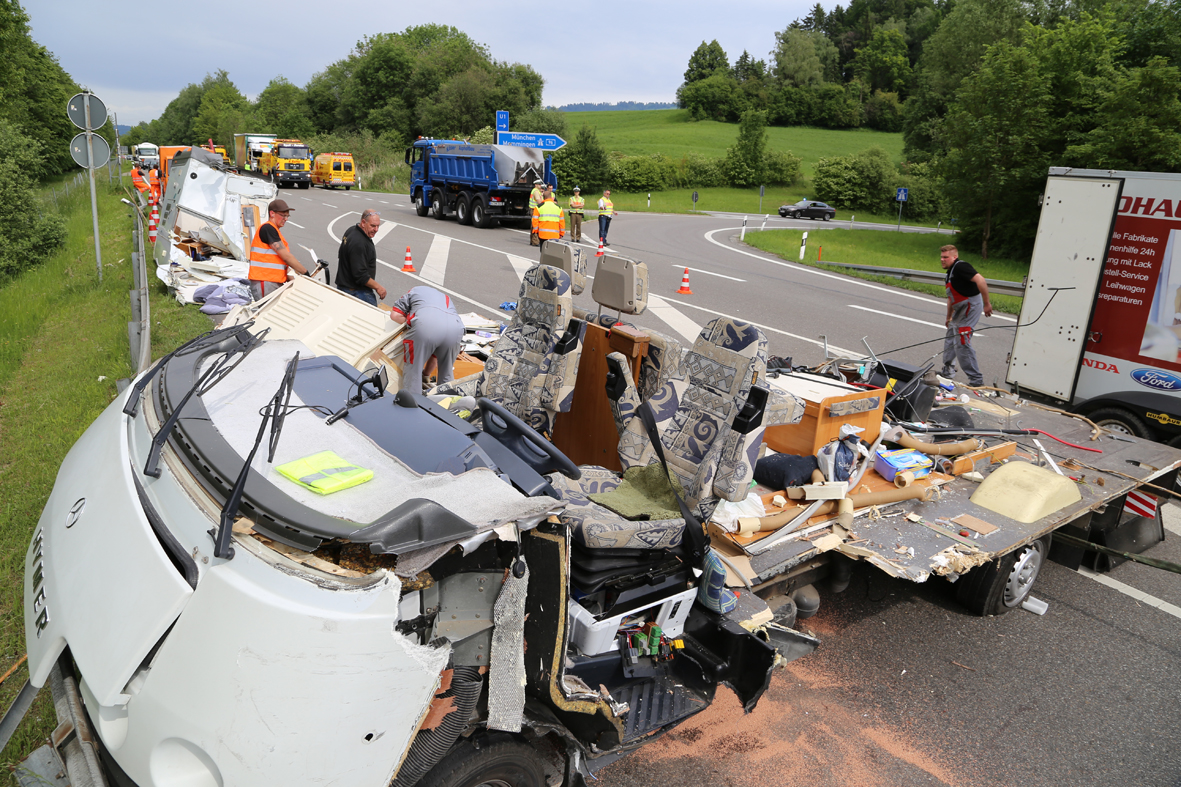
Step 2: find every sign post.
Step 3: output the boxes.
[895,187,908,232]
[68,92,109,281]
[759,184,765,214]
[692,190,699,211]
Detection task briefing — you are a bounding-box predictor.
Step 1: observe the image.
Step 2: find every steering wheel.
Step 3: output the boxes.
[477,397,581,480]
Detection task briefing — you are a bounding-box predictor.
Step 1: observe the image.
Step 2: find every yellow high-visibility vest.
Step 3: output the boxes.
[533,200,565,239]
[276,451,373,495]
[599,197,614,217]
[568,195,585,214]
[529,187,543,211]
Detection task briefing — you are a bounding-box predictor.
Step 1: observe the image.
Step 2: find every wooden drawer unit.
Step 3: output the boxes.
[763,373,885,456]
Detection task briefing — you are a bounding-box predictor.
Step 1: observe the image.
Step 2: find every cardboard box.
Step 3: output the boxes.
[873,448,933,482]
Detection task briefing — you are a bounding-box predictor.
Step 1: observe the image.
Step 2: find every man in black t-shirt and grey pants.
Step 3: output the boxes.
[940,244,992,387]
[336,209,387,306]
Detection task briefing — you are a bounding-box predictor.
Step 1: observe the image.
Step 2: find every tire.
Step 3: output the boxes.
[417,739,548,787]
[956,535,1051,616]
[825,213,833,221]
[1088,407,1154,440]
[431,190,446,220]
[456,194,473,225]
[414,192,430,217]
[345,186,351,191]
[472,197,496,229]
[300,181,310,189]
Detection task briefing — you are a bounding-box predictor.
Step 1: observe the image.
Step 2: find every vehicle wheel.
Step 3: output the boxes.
[414,192,430,217]
[824,213,833,221]
[956,535,1051,616]
[300,181,310,189]
[456,194,473,225]
[431,190,447,220]
[417,739,548,787]
[1088,407,1154,440]
[345,186,351,191]
[472,197,496,229]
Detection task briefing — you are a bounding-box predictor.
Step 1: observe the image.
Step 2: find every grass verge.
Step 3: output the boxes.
[0,175,212,775]
[744,228,1027,315]
[563,109,904,176]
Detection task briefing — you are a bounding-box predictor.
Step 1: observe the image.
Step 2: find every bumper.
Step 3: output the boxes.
[274,171,310,182]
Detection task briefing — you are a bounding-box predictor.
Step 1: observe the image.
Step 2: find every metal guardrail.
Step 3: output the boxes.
[817,262,1026,298]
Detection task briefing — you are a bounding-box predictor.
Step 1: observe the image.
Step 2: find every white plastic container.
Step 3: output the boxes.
[567,587,697,656]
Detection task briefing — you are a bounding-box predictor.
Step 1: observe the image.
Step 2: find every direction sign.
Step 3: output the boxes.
[70,132,110,168]
[896,187,909,202]
[496,110,509,132]
[496,131,566,150]
[67,92,107,130]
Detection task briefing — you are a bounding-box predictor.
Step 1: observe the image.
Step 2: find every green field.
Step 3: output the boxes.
[562,109,904,175]
[744,228,1027,314]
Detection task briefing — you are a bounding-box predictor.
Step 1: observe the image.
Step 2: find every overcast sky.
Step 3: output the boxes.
[26,0,837,126]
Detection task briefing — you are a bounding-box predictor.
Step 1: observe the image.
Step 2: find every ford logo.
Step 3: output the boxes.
[1131,368,1181,391]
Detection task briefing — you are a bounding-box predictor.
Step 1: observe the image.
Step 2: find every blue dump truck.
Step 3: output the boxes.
[406,138,556,228]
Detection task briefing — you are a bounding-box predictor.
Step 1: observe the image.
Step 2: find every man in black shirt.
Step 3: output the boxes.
[940,244,993,387]
[336,209,386,306]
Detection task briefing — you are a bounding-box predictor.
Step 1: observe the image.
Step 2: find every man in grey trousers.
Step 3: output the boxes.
[940,244,992,387]
[389,286,465,393]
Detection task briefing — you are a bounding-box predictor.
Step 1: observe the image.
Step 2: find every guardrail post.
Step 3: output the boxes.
[799,231,808,261]
[761,214,768,231]
[741,216,747,241]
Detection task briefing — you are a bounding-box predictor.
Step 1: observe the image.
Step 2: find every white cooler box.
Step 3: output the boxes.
[567,587,696,656]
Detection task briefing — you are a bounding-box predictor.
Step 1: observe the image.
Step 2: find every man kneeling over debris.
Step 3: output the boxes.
[248,199,308,300]
[389,286,464,393]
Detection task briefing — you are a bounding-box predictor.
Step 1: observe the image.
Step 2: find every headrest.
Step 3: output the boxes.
[539,240,587,295]
[591,254,648,316]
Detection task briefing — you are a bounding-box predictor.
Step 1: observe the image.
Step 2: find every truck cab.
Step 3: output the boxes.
[260,139,312,189]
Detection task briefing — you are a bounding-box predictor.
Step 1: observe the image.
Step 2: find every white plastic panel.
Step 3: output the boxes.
[175,163,228,223]
[1007,176,1122,399]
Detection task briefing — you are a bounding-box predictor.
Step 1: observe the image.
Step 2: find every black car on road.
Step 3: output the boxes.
[779,200,836,220]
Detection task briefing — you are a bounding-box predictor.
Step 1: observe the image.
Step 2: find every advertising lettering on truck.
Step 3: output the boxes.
[310,152,355,190]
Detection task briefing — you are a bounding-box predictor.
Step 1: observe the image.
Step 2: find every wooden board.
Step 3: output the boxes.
[763,375,886,455]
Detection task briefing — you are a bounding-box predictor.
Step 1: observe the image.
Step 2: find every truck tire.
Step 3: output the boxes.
[472,197,496,229]
[1088,407,1154,440]
[414,192,430,217]
[431,190,447,220]
[456,194,473,226]
[955,535,1051,616]
[417,739,548,787]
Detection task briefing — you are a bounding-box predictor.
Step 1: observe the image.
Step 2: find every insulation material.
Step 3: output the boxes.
[487,560,529,732]
[930,544,991,576]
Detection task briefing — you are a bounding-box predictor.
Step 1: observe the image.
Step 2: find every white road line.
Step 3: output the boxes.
[703,228,1018,324]
[379,200,389,204]
[286,220,305,229]
[421,236,451,285]
[675,264,745,282]
[298,196,312,201]
[373,222,398,244]
[647,295,702,342]
[298,244,319,267]
[377,259,507,321]
[507,254,534,281]
[322,203,337,208]
[328,212,360,241]
[1077,567,1181,620]
[847,304,969,333]
[660,294,856,355]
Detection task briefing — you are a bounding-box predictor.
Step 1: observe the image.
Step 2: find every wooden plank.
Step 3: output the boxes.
[950,441,1017,475]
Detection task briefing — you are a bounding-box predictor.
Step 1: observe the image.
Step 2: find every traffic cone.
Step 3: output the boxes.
[148,202,159,244]
[595,239,605,257]
[401,246,416,273]
[676,268,693,295]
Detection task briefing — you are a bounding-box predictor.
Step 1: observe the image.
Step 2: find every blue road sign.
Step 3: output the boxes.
[497,131,566,150]
[496,111,509,132]
[896,187,909,202]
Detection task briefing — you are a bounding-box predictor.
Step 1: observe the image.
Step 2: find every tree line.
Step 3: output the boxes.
[677,0,1181,257]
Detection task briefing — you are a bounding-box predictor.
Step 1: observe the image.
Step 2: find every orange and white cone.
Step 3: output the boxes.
[676,267,693,295]
[148,203,159,244]
[595,239,605,257]
[401,246,416,273]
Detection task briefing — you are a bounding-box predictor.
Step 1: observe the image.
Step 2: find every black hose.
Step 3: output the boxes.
[391,666,483,787]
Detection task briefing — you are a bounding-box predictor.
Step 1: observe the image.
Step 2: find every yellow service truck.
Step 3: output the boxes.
[260,138,312,189]
[311,151,356,190]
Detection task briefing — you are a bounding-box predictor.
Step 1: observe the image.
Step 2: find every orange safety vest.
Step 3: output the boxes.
[149,169,161,203]
[131,169,149,193]
[249,221,290,283]
[532,200,565,240]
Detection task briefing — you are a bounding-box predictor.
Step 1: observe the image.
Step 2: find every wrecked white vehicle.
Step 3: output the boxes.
[22,249,814,787]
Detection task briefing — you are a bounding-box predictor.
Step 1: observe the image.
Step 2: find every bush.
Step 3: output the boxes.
[673,152,727,188]
[0,121,66,278]
[607,154,676,192]
[722,109,769,188]
[812,83,863,128]
[811,146,895,213]
[764,149,802,185]
[864,90,904,132]
[678,73,744,122]
[551,124,610,193]
[895,160,948,221]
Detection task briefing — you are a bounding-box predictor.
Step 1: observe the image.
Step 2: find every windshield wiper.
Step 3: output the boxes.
[212,351,299,559]
[142,327,267,478]
[123,321,258,418]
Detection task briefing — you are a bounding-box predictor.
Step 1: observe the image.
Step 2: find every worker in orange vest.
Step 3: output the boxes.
[148,168,161,204]
[532,188,565,260]
[248,199,308,301]
[131,167,150,195]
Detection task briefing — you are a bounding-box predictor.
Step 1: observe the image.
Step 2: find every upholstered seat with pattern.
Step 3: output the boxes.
[431,264,586,435]
[550,317,805,551]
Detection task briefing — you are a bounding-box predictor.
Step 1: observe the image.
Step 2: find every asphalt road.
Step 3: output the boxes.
[277,187,1180,787]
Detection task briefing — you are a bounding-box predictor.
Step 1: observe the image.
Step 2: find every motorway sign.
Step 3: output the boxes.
[896,187,909,202]
[70,132,110,168]
[497,131,566,150]
[496,110,509,132]
[67,92,106,130]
